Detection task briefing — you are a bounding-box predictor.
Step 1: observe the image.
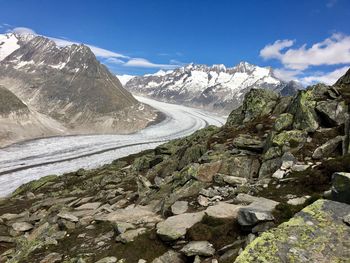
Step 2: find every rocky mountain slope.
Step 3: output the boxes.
[0,33,157,147]
[123,62,302,113]
[0,68,349,262]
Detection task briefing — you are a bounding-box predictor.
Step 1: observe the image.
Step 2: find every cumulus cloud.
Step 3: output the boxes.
[260,33,350,70]
[300,66,349,85]
[123,58,180,69]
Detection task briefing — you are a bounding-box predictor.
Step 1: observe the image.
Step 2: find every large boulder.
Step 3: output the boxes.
[232,134,265,152]
[331,172,350,204]
[205,202,242,220]
[273,113,294,132]
[235,200,350,262]
[237,198,279,227]
[258,157,282,178]
[316,100,347,126]
[226,89,279,126]
[312,135,343,159]
[219,155,260,179]
[271,130,308,149]
[156,212,205,241]
[288,89,319,132]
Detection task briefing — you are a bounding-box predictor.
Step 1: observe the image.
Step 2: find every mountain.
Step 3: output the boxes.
[124,62,301,113]
[0,33,157,146]
[1,68,350,262]
[117,74,135,85]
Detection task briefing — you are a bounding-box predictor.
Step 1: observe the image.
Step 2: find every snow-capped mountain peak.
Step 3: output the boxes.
[124,62,301,113]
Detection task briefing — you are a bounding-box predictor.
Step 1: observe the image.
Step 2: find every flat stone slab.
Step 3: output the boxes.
[171,201,188,215]
[12,222,33,232]
[57,212,79,222]
[95,205,162,225]
[205,202,241,220]
[235,199,350,262]
[180,241,216,257]
[156,212,205,241]
[75,202,101,210]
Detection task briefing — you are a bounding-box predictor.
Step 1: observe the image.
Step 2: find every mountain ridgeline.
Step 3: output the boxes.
[0,33,157,147]
[123,62,302,113]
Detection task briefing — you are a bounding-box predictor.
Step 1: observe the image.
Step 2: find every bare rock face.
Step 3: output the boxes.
[0,33,157,146]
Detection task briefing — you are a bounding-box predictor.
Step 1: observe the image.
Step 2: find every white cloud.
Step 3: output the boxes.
[260,33,350,70]
[4,26,181,70]
[48,36,128,59]
[260,39,294,60]
[11,27,36,35]
[105,57,125,64]
[300,66,349,85]
[123,58,180,69]
[273,68,301,82]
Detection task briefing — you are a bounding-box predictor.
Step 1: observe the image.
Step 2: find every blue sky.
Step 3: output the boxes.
[0,0,350,84]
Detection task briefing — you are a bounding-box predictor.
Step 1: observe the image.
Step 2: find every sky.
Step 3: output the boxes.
[0,0,350,85]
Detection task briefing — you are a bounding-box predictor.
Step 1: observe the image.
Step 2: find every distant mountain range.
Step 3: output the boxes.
[0,33,157,147]
[120,62,302,113]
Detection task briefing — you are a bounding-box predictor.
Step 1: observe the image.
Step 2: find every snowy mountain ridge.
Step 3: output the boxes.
[122,61,301,113]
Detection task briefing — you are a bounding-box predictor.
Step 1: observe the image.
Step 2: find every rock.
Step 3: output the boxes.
[194,161,222,182]
[151,250,184,263]
[198,195,209,207]
[138,260,147,263]
[232,134,265,152]
[95,205,162,225]
[280,152,296,170]
[291,164,310,172]
[312,136,343,159]
[251,221,275,234]
[57,212,79,222]
[113,222,136,234]
[116,228,147,243]
[287,196,309,206]
[95,257,118,263]
[75,202,101,210]
[258,158,282,178]
[12,175,57,196]
[316,100,347,126]
[271,130,308,149]
[237,198,279,227]
[223,175,248,186]
[156,212,205,241]
[234,194,261,204]
[235,200,350,262]
[12,222,33,232]
[40,252,63,263]
[0,236,14,243]
[272,169,285,179]
[343,214,350,225]
[273,113,293,132]
[273,96,293,115]
[219,155,260,179]
[205,202,241,220]
[243,89,279,123]
[171,201,189,215]
[331,172,350,204]
[180,241,215,257]
[288,89,319,132]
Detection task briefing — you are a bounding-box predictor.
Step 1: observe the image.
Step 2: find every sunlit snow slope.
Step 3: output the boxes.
[0,96,225,196]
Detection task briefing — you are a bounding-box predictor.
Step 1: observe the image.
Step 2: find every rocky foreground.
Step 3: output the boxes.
[0,69,350,262]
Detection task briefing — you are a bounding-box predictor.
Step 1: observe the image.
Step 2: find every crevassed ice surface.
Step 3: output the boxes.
[0,96,226,197]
